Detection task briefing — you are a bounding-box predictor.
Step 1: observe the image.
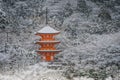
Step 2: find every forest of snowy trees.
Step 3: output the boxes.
[0,0,120,80]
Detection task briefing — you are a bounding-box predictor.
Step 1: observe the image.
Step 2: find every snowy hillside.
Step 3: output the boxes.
[0,0,120,80]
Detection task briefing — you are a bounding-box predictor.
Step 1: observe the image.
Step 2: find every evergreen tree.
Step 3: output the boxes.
[63,2,73,17]
[76,0,91,17]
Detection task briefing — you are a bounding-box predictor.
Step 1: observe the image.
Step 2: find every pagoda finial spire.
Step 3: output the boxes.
[45,7,48,25]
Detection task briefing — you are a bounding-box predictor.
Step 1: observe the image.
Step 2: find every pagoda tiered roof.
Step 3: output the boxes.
[35,25,61,61]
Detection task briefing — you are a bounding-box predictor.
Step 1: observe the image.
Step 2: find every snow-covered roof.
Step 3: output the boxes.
[36,41,60,43]
[37,50,61,52]
[37,25,60,34]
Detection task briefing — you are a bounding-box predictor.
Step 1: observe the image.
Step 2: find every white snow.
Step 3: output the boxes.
[0,63,102,80]
[0,53,9,61]
[37,25,60,33]
[0,63,68,80]
[0,0,120,80]
[105,77,112,80]
[73,77,94,80]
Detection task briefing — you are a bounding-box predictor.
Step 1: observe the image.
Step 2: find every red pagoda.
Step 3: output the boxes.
[35,25,61,61]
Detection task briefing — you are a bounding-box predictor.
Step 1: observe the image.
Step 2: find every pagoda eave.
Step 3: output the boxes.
[35,32,60,35]
[36,50,61,52]
[35,41,60,44]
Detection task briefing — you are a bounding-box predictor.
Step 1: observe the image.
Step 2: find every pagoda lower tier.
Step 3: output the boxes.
[35,41,61,61]
[36,50,61,61]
